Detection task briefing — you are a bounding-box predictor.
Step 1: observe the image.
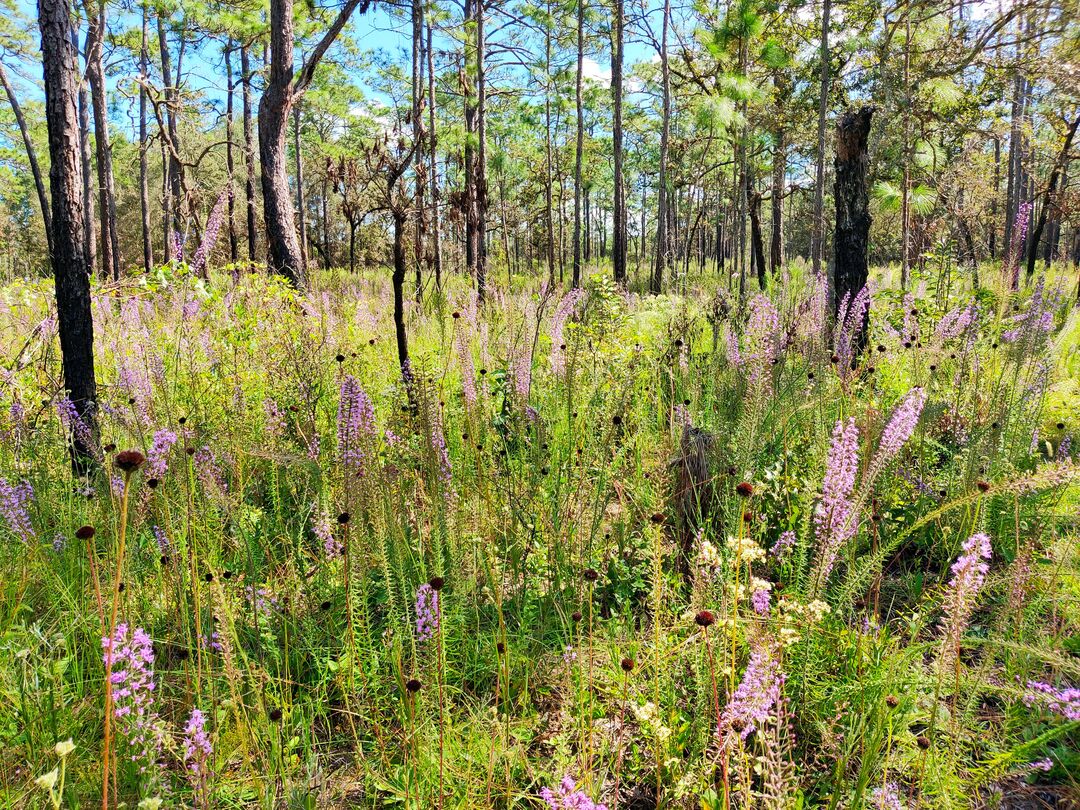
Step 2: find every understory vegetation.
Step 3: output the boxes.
[1,260,1079,808]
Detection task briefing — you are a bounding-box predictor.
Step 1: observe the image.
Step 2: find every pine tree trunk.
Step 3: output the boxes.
[293,103,308,273]
[572,0,584,288]
[427,17,442,289]
[86,0,120,280]
[76,27,96,273]
[412,0,425,300]
[812,0,831,276]
[225,42,238,264]
[543,0,556,285]
[0,62,53,258]
[39,0,98,470]
[833,107,874,344]
[770,124,785,274]
[242,45,258,264]
[1026,115,1079,280]
[139,5,153,271]
[612,0,625,286]
[651,0,671,294]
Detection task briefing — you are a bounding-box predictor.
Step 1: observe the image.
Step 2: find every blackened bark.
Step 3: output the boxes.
[611,0,626,285]
[812,0,831,276]
[0,62,52,257]
[832,107,873,343]
[85,0,120,280]
[76,27,96,273]
[139,4,153,271]
[392,209,411,381]
[770,123,785,274]
[158,15,181,261]
[1026,115,1079,280]
[241,44,257,263]
[293,103,308,271]
[39,0,98,469]
[225,42,238,263]
[426,17,442,289]
[748,178,766,290]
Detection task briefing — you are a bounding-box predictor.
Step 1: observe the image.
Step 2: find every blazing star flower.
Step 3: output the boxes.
[720,645,784,739]
[771,530,796,561]
[939,532,991,673]
[540,775,607,810]
[415,583,440,643]
[871,387,926,472]
[550,289,585,376]
[870,782,904,810]
[313,508,341,559]
[812,417,860,588]
[146,429,178,478]
[102,624,162,771]
[337,375,375,475]
[190,188,231,276]
[1022,680,1080,721]
[182,708,213,779]
[0,477,35,544]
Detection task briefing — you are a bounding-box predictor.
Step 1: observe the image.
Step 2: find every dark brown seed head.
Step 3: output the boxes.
[320,600,331,611]
[695,610,716,628]
[886,695,899,708]
[650,512,665,524]
[830,354,840,364]
[178,417,187,425]
[917,735,931,749]
[452,311,460,319]
[204,572,214,583]
[406,678,422,693]
[104,442,117,453]
[976,480,990,493]
[496,641,505,654]
[736,481,754,498]
[429,576,445,591]
[335,354,345,363]
[1057,422,1065,430]
[877,344,886,353]
[742,511,753,522]
[223,570,233,580]
[337,512,350,524]
[583,568,599,582]
[571,611,582,622]
[620,657,635,672]
[115,450,146,473]
[186,447,196,456]
[160,555,169,565]
[612,415,622,426]
[147,478,159,489]
[268,708,283,722]
[75,525,95,540]
[117,582,125,592]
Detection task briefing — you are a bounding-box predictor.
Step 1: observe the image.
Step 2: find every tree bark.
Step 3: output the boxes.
[75,27,96,273]
[39,0,98,470]
[426,17,442,289]
[293,103,308,272]
[139,4,153,271]
[572,0,584,288]
[260,0,369,286]
[811,0,831,277]
[241,44,257,264]
[611,0,625,285]
[651,0,671,294]
[392,209,411,381]
[543,0,556,284]
[748,176,766,290]
[85,0,120,280]
[832,107,874,343]
[225,41,238,264]
[770,125,785,274]
[0,62,53,257]
[412,0,425,300]
[157,15,181,261]
[1026,115,1079,280]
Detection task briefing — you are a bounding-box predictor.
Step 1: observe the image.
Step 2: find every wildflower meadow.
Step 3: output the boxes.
[1,257,1079,808]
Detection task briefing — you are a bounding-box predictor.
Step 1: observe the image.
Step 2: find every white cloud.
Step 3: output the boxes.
[582,57,611,84]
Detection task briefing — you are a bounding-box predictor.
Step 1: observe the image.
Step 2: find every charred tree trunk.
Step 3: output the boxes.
[139,5,153,271]
[241,44,257,263]
[1026,115,1079,280]
[748,178,766,290]
[392,208,411,382]
[651,0,671,294]
[543,0,556,285]
[427,18,442,289]
[572,0,584,288]
[225,42,238,264]
[76,27,96,273]
[0,62,52,257]
[612,0,626,286]
[833,107,873,346]
[770,119,785,274]
[158,15,182,261]
[293,103,308,272]
[85,0,120,280]
[811,0,831,276]
[39,0,98,470]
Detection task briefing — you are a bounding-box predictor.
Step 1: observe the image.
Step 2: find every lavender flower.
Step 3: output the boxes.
[835,286,871,379]
[772,530,795,561]
[939,532,991,673]
[55,397,97,458]
[102,624,162,770]
[152,525,170,556]
[313,508,341,559]
[190,188,231,276]
[415,583,440,643]
[0,477,35,543]
[720,645,784,739]
[456,331,478,406]
[1022,680,1080,722]
[540,775,608,810]
[1007,201,1031,288]
[337,375,375,475]
[147,429,178,478]
[182,708,213,780]
[549,289,584,376]
[870,387,926,472]
[870,783,904,810]
[812,418,860,588]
